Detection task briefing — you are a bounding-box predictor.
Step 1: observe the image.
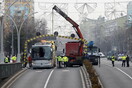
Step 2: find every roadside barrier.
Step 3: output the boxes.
[1,68,27,88]
[0,63,22,79]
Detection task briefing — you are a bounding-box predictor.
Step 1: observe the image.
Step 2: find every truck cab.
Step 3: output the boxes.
[87,46,100,65]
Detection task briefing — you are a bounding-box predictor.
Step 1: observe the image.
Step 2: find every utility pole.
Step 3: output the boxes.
[11,25,14,56]
[52,9,54,34]
[17,12,38,62]
[0,16,4,63]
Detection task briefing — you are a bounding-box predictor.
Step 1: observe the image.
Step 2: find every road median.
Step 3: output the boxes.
[83,59,102,88]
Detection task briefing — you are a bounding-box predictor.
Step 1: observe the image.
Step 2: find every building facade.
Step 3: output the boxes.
[127,1,132,27]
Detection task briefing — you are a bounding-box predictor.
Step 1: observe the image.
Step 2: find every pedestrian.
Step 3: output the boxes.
[11,55,17,63]
[111,55,115,67]
[4,56,9,63]
[63,56,69,67]
[126,55,130,67]
[7,56,10,63]
[57,55,62,68]
[122,55,126,67]
[28,54,32,68]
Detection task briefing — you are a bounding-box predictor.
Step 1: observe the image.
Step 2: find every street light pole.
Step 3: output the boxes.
[11,25,14,56]
[0,0,37,63]
[5,14,19,56]
[52,9,54,34]
[0,16,4,63]
[0,0,19,63]
[17,12,38,62]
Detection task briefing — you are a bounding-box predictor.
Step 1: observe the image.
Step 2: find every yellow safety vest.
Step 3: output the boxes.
[122,56,126,60]
[63,56,68,62]
[11,57,14,60]
[57,56,62,62]
[111,56,115,61]
[5,57,9,63]
[11,56,16,61]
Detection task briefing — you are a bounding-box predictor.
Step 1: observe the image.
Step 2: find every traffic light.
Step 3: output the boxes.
[36,32,41,36]
[71,33,75,38]
[54,31,58,36]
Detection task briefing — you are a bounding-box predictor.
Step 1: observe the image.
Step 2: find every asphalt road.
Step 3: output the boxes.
[9,67,83,88]
[94,58,132,88]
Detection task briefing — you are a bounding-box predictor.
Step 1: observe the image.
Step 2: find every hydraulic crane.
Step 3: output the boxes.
[53,5,84,66]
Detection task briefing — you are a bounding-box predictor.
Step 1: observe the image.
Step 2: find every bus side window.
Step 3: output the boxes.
[39,47,45,57]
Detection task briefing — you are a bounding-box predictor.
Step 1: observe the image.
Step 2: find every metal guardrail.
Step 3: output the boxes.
[0,63,22,79]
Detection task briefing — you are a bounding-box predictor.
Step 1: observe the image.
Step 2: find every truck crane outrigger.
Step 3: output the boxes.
[53,5,85,66]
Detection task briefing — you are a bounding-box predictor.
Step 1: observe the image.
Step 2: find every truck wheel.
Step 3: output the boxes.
[68,64,72,67]
[80,64,83,66]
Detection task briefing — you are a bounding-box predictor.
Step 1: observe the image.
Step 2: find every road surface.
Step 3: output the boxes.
[9,67,83,88]
[94,58,132,88]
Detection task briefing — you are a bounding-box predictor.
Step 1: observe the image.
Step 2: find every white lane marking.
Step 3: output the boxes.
[44,70,54,88]
[35,71,43,72]
[1,70,27,88]
[80,70,86,88]
[62,70,70,72]
[115,67,132,80]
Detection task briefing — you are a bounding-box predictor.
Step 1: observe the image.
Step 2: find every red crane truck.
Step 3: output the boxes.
[53,5,84,66]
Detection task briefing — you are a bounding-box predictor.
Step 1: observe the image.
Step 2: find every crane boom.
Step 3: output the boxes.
[53,5,84,39]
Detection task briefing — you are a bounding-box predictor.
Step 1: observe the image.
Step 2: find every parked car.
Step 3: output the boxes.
[117,54,124,61]
[99,52,105,58]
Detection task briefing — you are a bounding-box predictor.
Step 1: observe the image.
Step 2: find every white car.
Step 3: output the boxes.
[99,52,105,58]
[117,54,124,61]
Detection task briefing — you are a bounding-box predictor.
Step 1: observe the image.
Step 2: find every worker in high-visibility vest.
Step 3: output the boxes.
[57,56,62,68]
[122,55,126,67]
[4,56,9,63]
[63,56,69,67]
[111,55,115,67]
[11,55,17,63]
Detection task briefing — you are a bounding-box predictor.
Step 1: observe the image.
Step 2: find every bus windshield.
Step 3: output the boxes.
[31,46,52,60]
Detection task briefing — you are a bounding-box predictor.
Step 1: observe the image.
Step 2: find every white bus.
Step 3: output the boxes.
[31,41,56,69]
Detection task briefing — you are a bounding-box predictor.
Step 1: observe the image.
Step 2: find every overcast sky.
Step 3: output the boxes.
[34,0,132,34]
[34,0,131,20]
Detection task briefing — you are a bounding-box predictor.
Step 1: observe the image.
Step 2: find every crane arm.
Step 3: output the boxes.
[53,5,84,39]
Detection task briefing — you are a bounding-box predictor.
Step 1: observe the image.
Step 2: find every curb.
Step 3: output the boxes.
[81,65,92,88]
[1,68,27,88]
[94,71,104,88]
